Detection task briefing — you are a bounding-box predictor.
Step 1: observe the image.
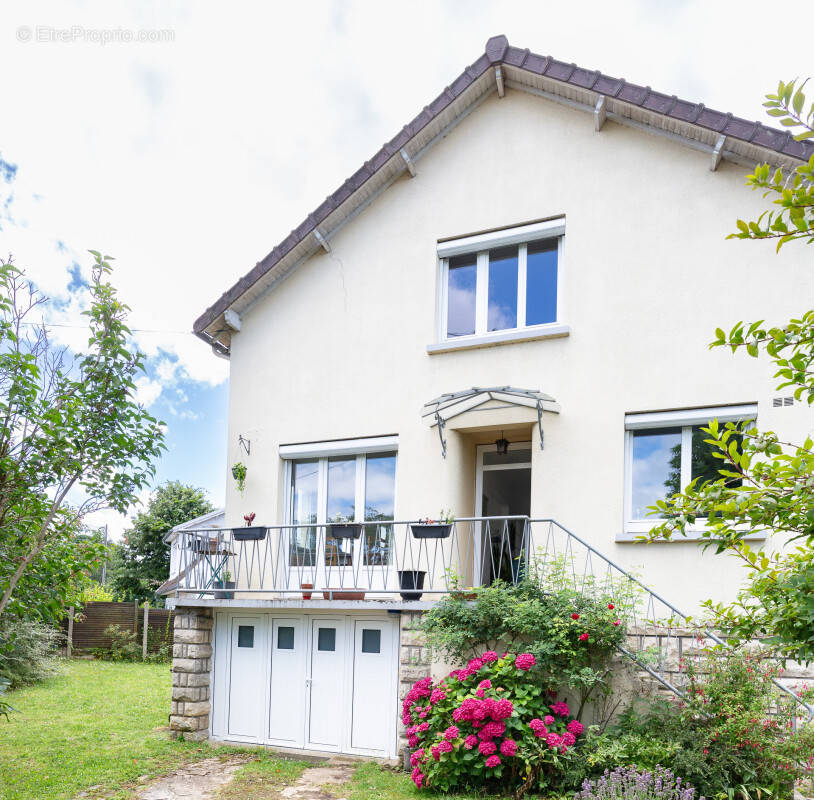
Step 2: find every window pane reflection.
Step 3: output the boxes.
[363,453,396,565]
[488,246,518,331]
[447,255,477,337]
[631,429,682,519]
[289,459,318,566]
[526,240,557,325]
[326,458,356,566]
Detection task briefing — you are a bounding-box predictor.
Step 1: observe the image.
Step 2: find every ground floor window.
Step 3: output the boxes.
[623,404,754,534]
[287,451,397,566]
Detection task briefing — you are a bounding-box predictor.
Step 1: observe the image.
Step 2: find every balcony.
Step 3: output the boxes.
[166,516,643,608]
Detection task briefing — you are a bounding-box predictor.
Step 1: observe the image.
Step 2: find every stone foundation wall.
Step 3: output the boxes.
[169,607,213,741]
[397,611,431,753]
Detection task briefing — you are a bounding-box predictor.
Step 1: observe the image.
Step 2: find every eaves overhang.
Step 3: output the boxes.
[194,34,813,356]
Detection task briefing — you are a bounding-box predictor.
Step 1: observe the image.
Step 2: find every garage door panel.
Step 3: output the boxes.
[269,618,306,746]
[351,619,394,754]
[307,617,346,750]
[228,616,265,739]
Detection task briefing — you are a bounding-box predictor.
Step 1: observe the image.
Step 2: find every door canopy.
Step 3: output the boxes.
[421,386,560,458]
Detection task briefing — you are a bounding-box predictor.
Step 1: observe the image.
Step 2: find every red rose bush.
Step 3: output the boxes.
[404,651,585,793]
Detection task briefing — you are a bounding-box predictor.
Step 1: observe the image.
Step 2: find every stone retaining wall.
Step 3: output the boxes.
[169,607,213,741]
[397,611,431,752]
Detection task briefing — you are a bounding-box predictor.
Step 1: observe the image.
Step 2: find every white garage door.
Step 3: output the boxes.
[212,612,398,757]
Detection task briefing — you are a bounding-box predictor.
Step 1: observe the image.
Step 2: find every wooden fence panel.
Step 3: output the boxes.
[61,601,173,653]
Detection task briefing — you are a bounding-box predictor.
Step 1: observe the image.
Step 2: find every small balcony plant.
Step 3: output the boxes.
[327,513,362,540]
[411,509,454,539]
[233,511,266,541]
[214,570,235,600]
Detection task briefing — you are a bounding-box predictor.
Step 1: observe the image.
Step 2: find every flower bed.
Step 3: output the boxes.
[403,651,586,794]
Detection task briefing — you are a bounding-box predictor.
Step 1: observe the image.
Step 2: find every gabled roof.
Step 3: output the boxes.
[195,35,813,354]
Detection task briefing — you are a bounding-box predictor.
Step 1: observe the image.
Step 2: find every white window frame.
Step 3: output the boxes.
[622,404,756,537]
[436,218,565,345]
[282,446,398,569]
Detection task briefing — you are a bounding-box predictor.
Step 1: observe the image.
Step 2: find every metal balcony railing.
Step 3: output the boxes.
[169,515,813,724]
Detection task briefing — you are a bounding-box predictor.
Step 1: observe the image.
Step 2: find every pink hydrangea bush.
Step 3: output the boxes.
[404,652,585,793]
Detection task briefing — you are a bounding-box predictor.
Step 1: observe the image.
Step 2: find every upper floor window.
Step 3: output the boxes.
[623,404,755,535]
[437,218,563,344]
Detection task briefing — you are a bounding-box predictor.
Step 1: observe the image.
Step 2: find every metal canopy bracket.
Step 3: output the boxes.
[422,386,558,459]
[435,410,447,459]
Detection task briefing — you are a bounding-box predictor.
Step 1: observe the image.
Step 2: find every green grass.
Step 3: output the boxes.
[329,762,482,800]
[0,659,252,800]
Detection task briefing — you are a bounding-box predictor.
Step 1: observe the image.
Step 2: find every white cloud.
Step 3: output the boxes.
[134,375,163,408]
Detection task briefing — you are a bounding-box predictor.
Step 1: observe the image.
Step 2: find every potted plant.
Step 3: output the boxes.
[233,512,266,541]
[231,461,247,492]
[215,571,235,599]
[327,513,362,539]
[397,569,426,601]
[301,582,313,600]
[411,509,454,539]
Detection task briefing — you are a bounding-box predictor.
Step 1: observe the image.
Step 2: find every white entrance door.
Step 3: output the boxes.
[350,618,396,755]
[306,617,347,750]
[268,617,306,747]
[227,615,265,739]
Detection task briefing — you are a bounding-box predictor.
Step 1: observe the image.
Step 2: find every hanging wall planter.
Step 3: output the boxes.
[397,569,426,601]
[328,523,362,539]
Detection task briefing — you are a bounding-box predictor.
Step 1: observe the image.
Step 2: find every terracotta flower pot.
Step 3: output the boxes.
[301,583,313,600]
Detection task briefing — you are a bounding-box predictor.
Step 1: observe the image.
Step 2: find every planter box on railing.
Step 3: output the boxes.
[233,526,266,541]
[411,523,452,539]
[328,523,362,539]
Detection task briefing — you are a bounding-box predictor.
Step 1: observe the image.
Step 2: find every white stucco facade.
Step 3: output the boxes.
[217,88,811,616]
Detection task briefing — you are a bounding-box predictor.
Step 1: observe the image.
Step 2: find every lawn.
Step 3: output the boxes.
[0,659,257,800]
[0,659,472,800]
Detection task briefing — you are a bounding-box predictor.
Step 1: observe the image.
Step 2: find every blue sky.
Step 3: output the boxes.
[1,0,811,536]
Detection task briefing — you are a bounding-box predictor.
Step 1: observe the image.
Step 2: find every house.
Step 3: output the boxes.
[165,35,814,757]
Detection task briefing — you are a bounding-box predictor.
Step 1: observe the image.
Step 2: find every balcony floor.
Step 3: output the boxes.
[169,596,438,611]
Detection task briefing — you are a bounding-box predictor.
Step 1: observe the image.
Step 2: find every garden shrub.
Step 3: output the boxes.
[94,621,172,663]
[404,650,589,795]
[0,616,62,687]
[588,651,814,800]
[95,624,141,661]
[420,579,627,715]
[576,765,703,800]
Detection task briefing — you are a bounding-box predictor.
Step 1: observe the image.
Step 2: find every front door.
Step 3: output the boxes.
[476,442,532,585]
